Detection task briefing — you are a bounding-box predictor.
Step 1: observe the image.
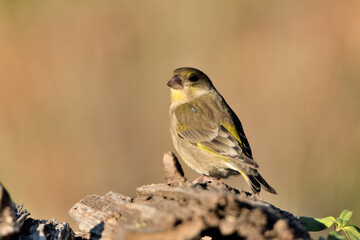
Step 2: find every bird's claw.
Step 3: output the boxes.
[192,175,219,184]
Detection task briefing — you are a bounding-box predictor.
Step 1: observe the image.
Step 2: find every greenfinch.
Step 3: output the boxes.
[167,67,276,194]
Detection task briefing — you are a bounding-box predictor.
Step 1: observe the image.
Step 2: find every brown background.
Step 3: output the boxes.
[0,0,359,230]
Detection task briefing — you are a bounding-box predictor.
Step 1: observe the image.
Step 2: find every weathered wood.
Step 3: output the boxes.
[69,152,310,240]
[0,183,18,240]
[20,218,74,240]
[163,151,187,186]
[0,152,310,239]
[0,183,74,240]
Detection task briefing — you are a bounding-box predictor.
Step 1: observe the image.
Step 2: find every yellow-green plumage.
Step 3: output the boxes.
[168,67,276,194]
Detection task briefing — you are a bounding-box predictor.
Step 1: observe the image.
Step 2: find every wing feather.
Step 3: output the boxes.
[175,94,258,168]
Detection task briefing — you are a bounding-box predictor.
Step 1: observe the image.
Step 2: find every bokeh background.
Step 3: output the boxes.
[0,0,359,232]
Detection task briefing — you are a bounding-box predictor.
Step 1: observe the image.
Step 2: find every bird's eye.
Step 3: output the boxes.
[189,74,199,82]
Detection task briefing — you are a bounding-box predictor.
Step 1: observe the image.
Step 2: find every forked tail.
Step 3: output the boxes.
[247,172,277,194]
[230,162,277,195]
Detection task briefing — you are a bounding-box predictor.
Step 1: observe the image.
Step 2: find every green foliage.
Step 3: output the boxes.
[300,216,336,231]
[343,226,360,240]
[300,210,360,240]
[327,231,346,240]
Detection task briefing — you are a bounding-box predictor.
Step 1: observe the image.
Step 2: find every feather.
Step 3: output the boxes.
[175,94,258,168]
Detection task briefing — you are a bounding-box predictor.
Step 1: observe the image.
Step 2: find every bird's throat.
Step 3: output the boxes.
[171,89,186,102]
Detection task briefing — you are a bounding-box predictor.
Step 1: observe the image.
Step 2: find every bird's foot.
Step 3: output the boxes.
[192,175,205,184]
[192,175,219,184]
[202,176,220,183]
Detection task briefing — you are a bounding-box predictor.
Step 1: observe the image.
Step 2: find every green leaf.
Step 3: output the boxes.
[339,209,350,220]
[318,236,326,240]
[327,231,345,240]
[338,209,353,228]
[300,216,336,231]
[342,225,360,240]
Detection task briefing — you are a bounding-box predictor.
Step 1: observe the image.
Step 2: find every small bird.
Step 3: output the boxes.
[167,67,277,194]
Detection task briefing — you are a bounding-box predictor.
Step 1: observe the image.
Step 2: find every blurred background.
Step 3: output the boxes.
[0,0,359,232]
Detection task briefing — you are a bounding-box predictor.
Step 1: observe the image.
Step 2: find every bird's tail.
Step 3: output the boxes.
[230,162,277,195]
[247,172,277,194]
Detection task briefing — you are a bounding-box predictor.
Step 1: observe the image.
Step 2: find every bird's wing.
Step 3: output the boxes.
[226,105,253,160]
[174,94,258,168]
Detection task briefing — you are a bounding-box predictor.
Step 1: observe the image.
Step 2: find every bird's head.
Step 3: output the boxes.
[167,67,214,103]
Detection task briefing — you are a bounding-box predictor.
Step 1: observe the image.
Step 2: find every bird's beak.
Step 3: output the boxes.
[167,75,183,90]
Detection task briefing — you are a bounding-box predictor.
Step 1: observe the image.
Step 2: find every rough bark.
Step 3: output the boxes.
[69,152,309,240]
[0,183,18,240]
[0,152,310,240]
[0,183,74,240]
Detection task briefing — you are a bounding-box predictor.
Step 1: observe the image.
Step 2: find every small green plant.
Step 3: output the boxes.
[300,209,360,240]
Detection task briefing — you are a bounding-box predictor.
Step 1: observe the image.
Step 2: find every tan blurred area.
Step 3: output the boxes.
[0,0,359,228]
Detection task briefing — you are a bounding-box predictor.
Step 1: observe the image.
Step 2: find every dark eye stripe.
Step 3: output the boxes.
[189,74,199,82]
